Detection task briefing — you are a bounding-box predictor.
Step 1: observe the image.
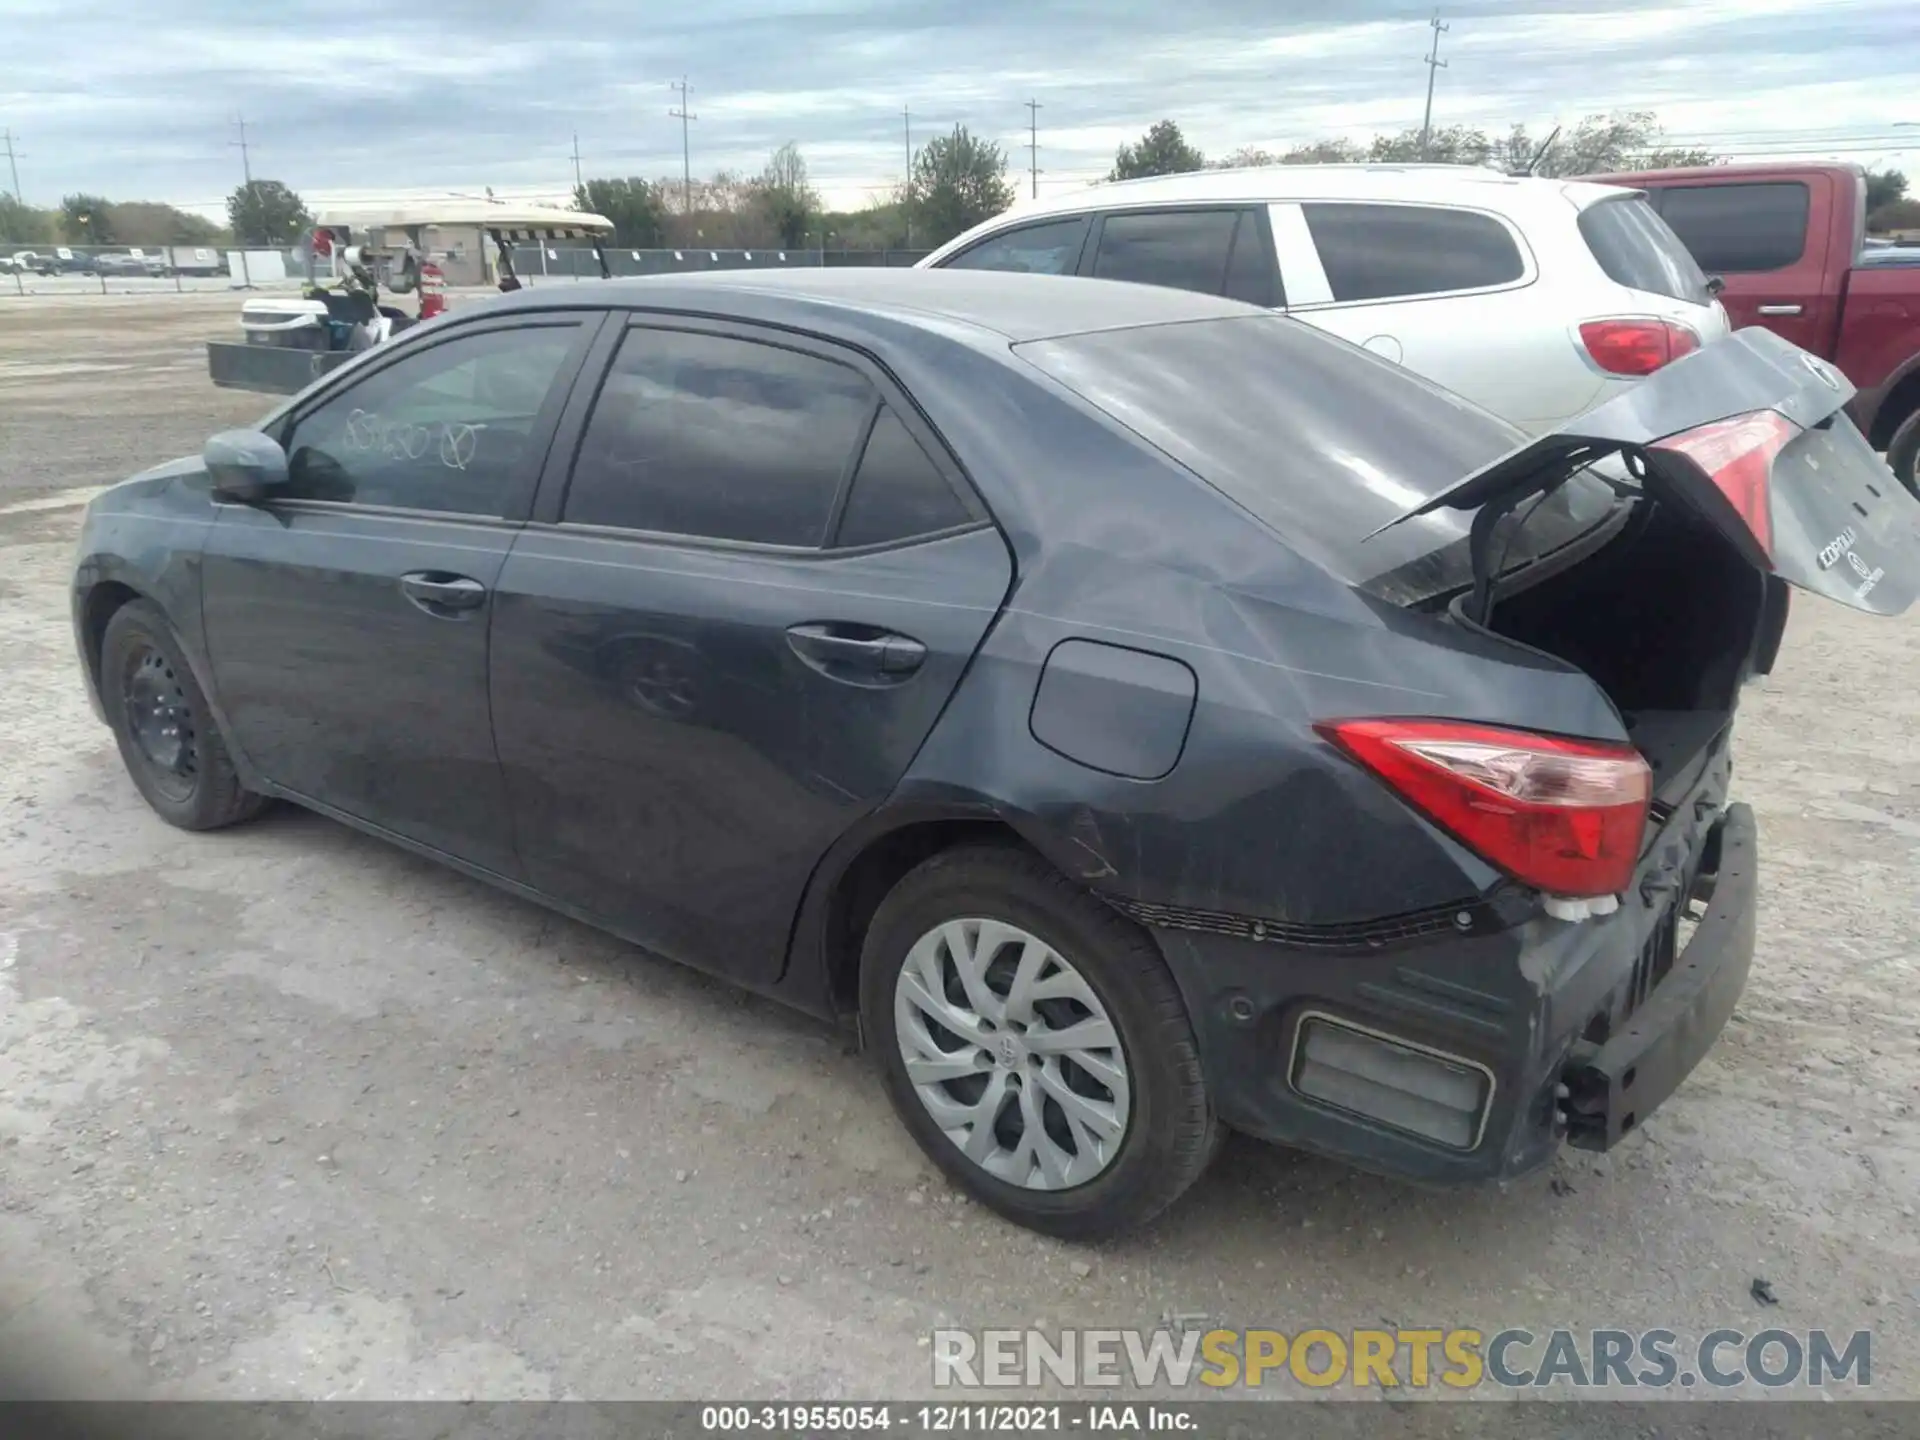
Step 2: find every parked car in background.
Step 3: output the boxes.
[69,270,1920,1236]
[918,164,1730,436]
[92,252,162,277]
[6,249,58,275]
[1594,163,1920,495]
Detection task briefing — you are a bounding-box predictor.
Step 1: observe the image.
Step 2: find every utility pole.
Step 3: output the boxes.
[670,78,696,219]
[230,116,254,288]
[902,106,912,249]
[1419,13,1449,161]
[230,115,254,186]
[1024,100,1043,198]
[570,132,584,194]
[2,129,21,202]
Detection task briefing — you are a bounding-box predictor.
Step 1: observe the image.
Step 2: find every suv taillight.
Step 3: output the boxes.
[1579,318,1700,376]
[1317,719,1652,899]
[1649,409,1797,559]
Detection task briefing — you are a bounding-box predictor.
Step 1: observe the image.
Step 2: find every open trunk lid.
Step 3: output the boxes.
[1374,326,1920,616]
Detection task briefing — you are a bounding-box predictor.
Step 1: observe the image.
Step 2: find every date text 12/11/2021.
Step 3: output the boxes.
[700,1405,1198,1432]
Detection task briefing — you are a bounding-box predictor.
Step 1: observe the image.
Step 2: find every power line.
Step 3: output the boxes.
[1419,12,1449,160]
[1025,99,1043,198]
[669,77,697,215]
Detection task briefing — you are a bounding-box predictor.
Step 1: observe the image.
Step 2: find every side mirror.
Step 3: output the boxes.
[204,429,290,504]
[1706,274,1726,297]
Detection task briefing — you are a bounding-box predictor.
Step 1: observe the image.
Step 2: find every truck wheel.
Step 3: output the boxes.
[100,600,269,832]
[1887,409,1920,503]
[860,844,1220,1240]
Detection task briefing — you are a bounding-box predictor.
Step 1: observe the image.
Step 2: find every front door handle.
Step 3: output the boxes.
[786,623,927,680]
[400,571,488,616]
[1756,303,1804,316]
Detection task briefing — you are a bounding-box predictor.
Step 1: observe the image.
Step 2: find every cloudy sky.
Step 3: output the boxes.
[5,0,1916,219]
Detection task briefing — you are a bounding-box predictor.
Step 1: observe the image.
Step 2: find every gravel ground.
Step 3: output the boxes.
[1,294,1918,1406]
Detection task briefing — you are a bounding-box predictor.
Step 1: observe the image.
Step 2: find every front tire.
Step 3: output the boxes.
[1886,408,1920,503]
[100,600,268,831]
[860,845,1219,1240]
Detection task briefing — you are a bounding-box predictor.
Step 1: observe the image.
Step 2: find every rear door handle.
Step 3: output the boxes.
[1756,303,1804,316]
[786,623,926,679]
[399,571,488,616]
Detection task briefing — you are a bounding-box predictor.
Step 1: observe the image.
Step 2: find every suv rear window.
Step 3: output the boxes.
[1656,182,1810,273]
[1578,196,1713,303]
[1301,203,1526,302]
[1013,314,1617,601]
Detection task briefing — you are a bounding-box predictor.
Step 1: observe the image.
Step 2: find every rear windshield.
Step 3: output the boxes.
[1013,314,1621,603]
[1578,195,1713,304]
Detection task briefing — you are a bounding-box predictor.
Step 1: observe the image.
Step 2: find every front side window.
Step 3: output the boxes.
[942,218,1090,275]
[282,325,578,514]
[566,327,875,547]
[1655,182,1810,273]
[1301,203,1527,302]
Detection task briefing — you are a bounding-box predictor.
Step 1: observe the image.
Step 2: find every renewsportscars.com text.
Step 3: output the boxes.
[932,1326,1872,1391]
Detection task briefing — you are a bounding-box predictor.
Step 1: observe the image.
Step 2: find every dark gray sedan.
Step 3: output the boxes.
[70,270,1919,1236]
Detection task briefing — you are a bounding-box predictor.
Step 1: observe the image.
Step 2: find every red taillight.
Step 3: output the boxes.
[1649,409,1796,559]
[1317,718,1652,899]
[1578,318,1700,376]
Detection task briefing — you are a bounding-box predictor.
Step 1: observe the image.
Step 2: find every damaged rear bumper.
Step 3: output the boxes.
[1561,803,1755,1150]
[1141,769,1755,1185]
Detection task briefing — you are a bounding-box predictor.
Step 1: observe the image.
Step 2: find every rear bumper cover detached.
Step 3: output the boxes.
[1560,803,1755,1150]
[1146,800,1757,1185]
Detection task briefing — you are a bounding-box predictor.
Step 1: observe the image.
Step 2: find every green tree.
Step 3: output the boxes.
[1280,138,1368,165]
[106,201,222,246]
[226,179,311,245]
[61,193,114,244]
[751,142,820,248]
[1871,197,1920,233]
[1208,146,1278,170]
[1370,125,1492,166]
[1866,169,1909,215]
[574,176,669,247]
[0,194,56,244]
[1498,112,1718,178]
[911,125,1015,247]
[1111,119,1206,180]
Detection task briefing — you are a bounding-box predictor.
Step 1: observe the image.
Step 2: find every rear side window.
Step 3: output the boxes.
[1302,203,1526,302]
[1091,209,1243,298]
[833,408,972,548]
[943,218,1089,275]
[1655,182,1810,273]
[566,328,874,547]
[1578,196,1713,303]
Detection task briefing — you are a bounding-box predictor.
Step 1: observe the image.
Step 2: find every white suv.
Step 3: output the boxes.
[917,164,1730,435]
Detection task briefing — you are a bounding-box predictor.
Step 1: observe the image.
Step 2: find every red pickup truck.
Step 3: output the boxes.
[1595,162,1920,493]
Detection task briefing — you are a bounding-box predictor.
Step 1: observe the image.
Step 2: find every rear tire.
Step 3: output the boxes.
[100,600,268,832]
[1887,408,1920,503]
[860,844,1219,1240]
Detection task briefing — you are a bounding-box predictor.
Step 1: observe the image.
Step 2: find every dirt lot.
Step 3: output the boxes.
[2,293,1918,1405]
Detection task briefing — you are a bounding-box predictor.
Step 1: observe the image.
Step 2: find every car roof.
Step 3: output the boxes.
[485,267,1264,342]
[962,162,1628,224]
